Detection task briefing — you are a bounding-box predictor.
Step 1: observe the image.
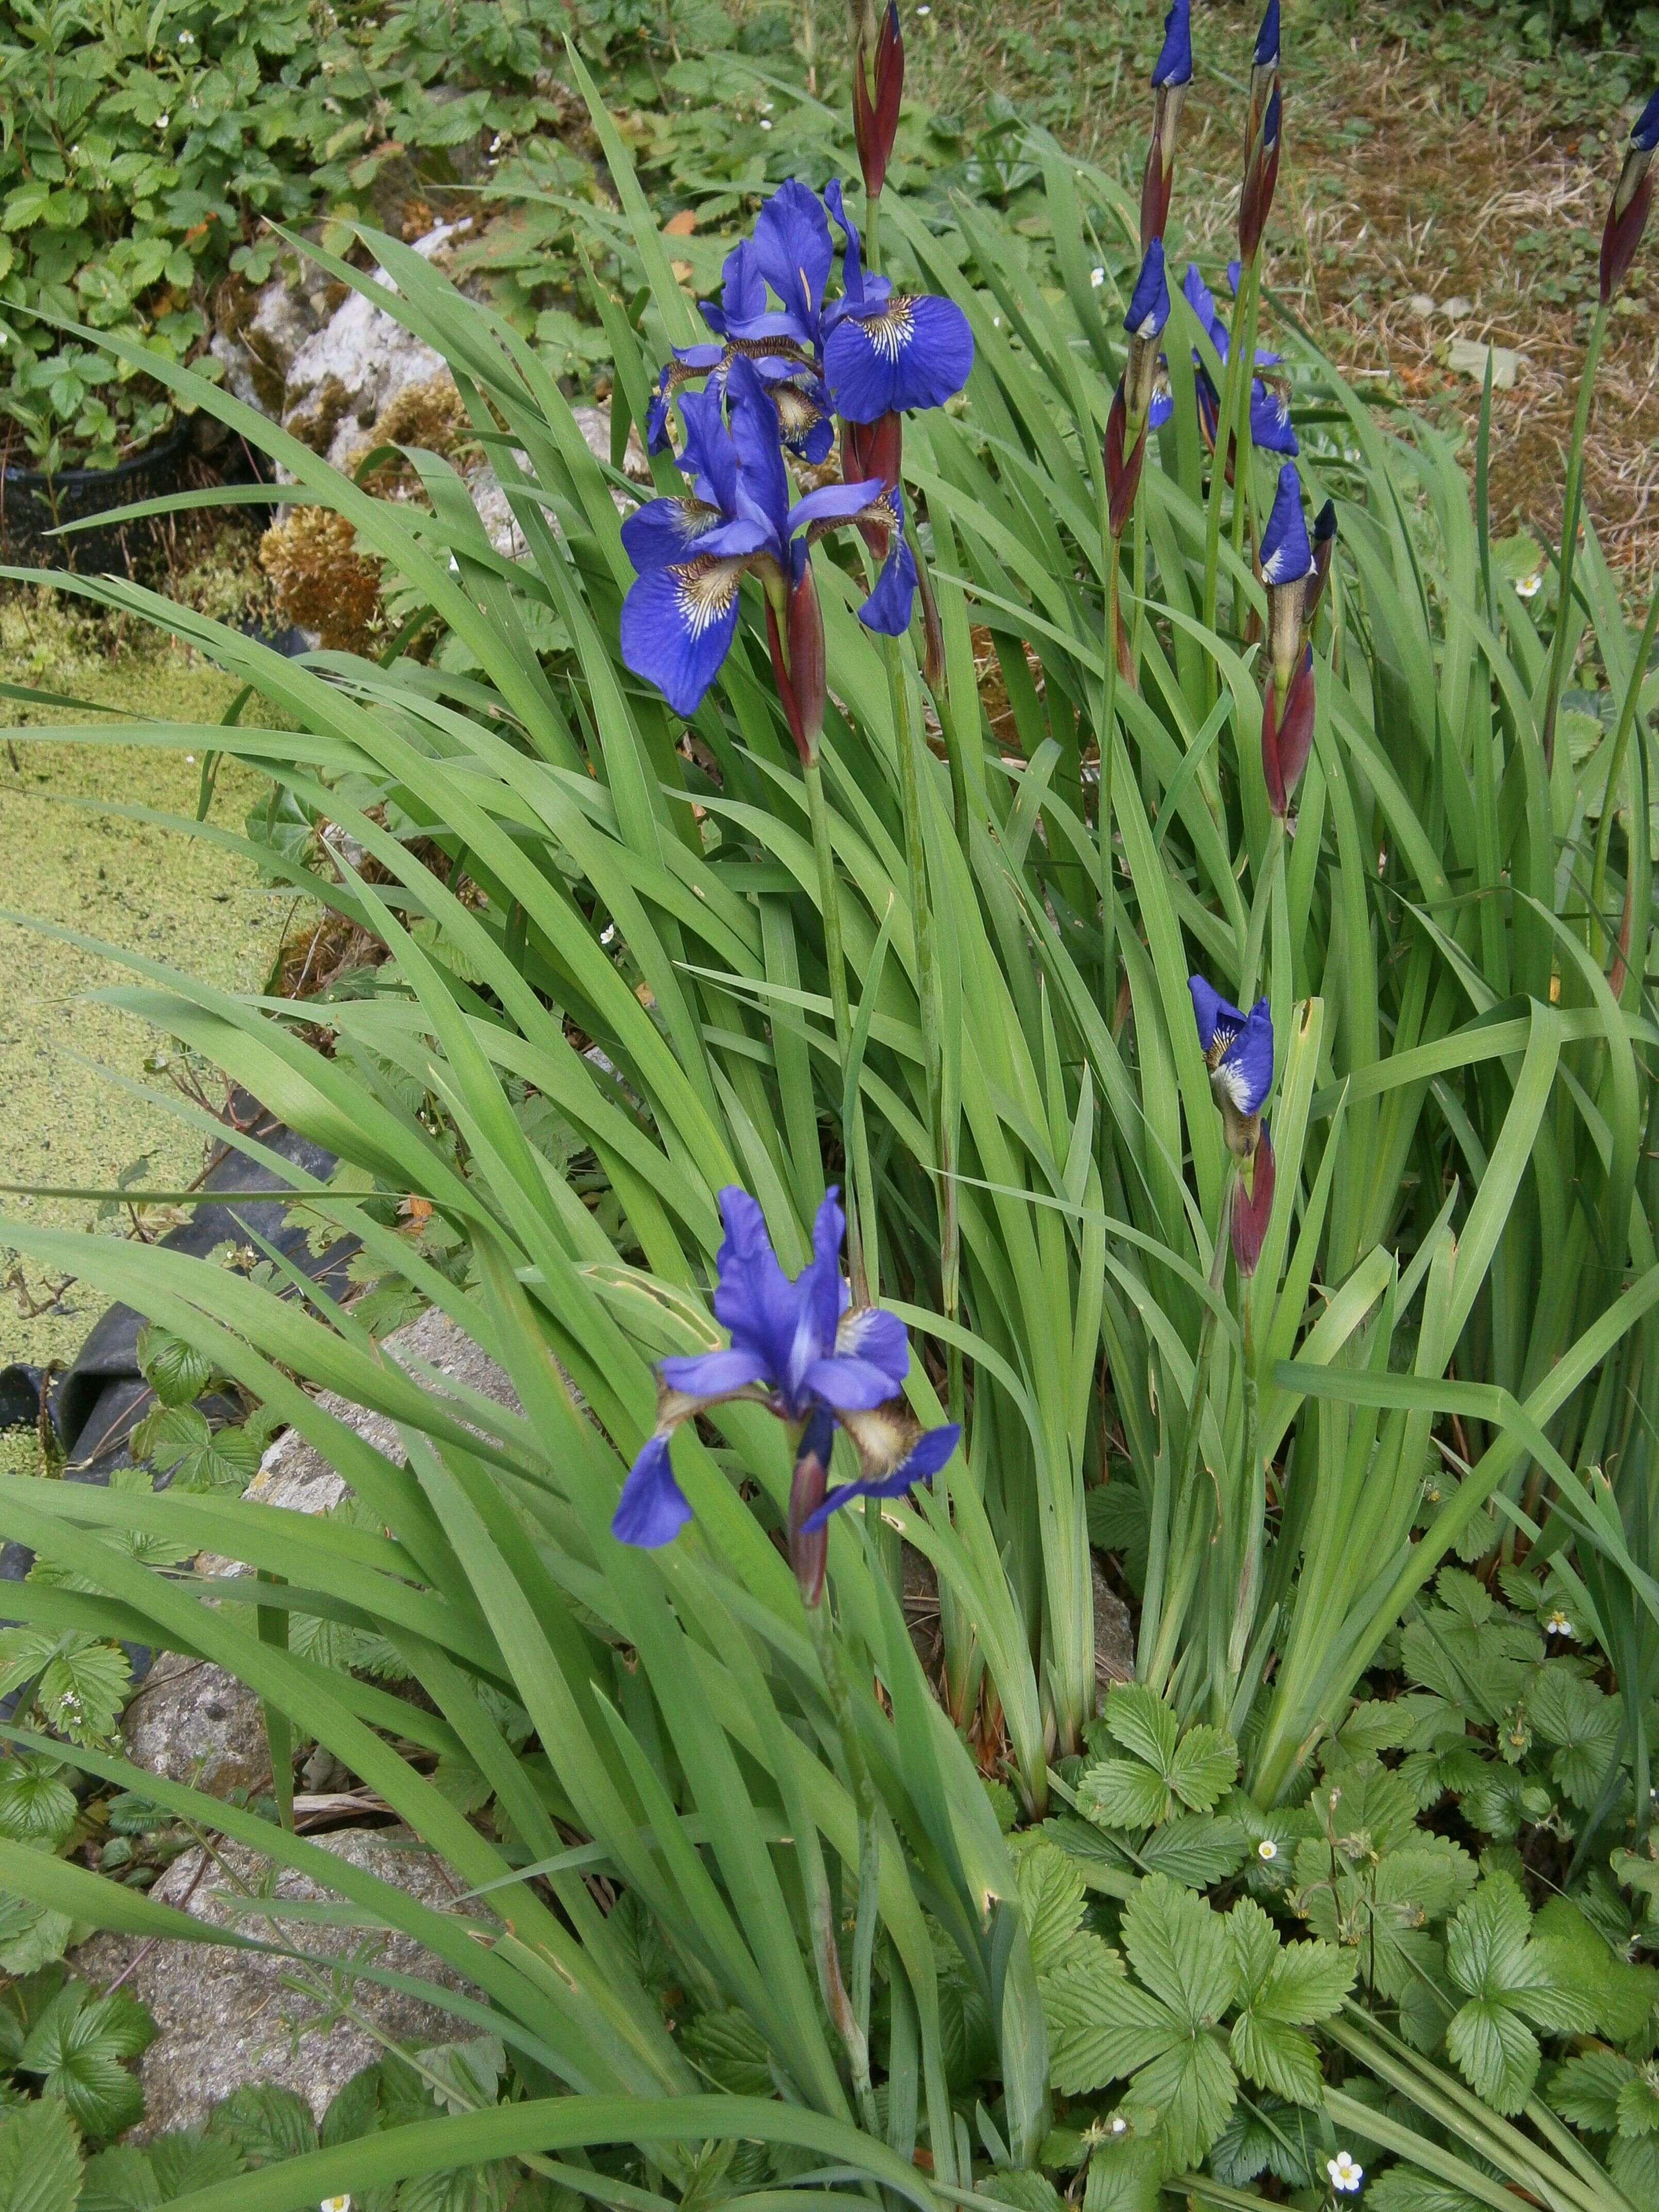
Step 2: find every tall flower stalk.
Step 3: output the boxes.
[1542,87,1659,769]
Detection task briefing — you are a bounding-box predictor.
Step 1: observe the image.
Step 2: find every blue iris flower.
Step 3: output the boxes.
[621,362,886,715]
[1183,264,1281,370]
[612,1185,961,1548]
[821,180,975,421]
[1151,0,1192,87]
[1261,461,1313,586]
[1190,978,1274,1158]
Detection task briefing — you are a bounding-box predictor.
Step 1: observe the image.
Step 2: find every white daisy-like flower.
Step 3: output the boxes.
[1108,2116,1128,2137]
[917,5,930,13]
[1257,1836,1278,1862]
[158,112,169,126]
[321,2195,352,2212]
[1544,1608,1574,1637]
[1327,2152,1363,2194]
[1091,266,1105,286]
[179,27,194,41]
[1516,570,1544,600]
[759,118,772,130]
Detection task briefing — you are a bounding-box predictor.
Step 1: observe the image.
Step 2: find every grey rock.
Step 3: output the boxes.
[120,1652,270,1798]
[279,222,473,473]
[210,259,335,417]
[72,1829,475,2138]
[1092,1557,1134,1695]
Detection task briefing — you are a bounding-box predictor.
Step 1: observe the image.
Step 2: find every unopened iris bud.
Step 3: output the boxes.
[789,1405,836,1606]
[1259,465,1315,817]
[852,0,904,202]
[1239,80,1282,264]
[1246,0,1279,152]
[1108,238,1170,536]
[1601,86,1659,305]
[1140,0,1192,252]
[1306,498,1337,623]
[1231,1123,1275,1277]
[765,562,828,767]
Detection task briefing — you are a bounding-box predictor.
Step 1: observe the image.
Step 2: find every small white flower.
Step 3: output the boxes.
[320,2196,352,2212]
[489,133,502,152]
[760,118,772,129]
[158,112,170,127]
[600,923,616,946]
[179,27,193,41]
[1090,266,1105,286]
[1516,570,1544,600]
[185,754,196,765]
[916,5,930,13]
[448,554,462,574]
[1108,2116,1128,2137]
[1544,1608,1574,1637]
[1257,1836,1278,1862]
[1327,2152,1363,2194]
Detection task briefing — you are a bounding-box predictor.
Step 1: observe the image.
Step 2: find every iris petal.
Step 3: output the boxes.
[753,179,834,343]
[824,292,974,421]
[612,1434,693,1546]
[1188,974,1246,1055]
[835,1304,909,1387]
[789,477,888,533]
[858,523,917,636]
[1219,999,1274,1116]
[657,1345,772,1396]
[1260,462,1312,585]
[621,496,726,574]
[801,1420,961,1530]
[802,1353,903,1411]
[1248,384,1297,455]
[711,1186,801,1386]
[620,559,744,717]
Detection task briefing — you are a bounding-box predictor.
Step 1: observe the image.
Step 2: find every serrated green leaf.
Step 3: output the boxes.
[205,2084,318,2166]
[1014,1841,1087,1979]
[1044,1945,1167,2096]
[35,1644,129,1747]
[20,1984,155,2142]
[1100,1685,1179,1772]
[0,2091,83,2212]
[1618,2072,1659,2137]
[1121,1875,1236,2028]
[1228,2010,1324,2105]
[981,2171,1065,2212]
[1445,1995,1539,2115]
[1208,2095,1315,2187]
[1137,1814,1246,1888]
[1133,2020,1237,2168]
[680,2009,773,2097]
[78,2146,158,2212]
[1165,1724,1238,1813]
[1081,2134,1164,2212]
[135,1325,215,1408]
[1548,2050,1632,2133]
[0,1762,78,1849]
[1077,1759,1173,1832]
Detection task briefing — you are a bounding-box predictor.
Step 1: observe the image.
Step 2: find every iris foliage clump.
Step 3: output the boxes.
[3,9,1659,2212]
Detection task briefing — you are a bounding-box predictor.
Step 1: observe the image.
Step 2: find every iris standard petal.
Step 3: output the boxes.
[800,1188,852,1357]
[1216,999,1274,1117]
[1260,462,1312,584]
[754,178,835,343]
[612,1433,693,1546]
[835,1302,910,1386]
[1151,0,1192,86]
[824,291,974,420]
[710,1185,801,1379]
[621,496,728,574]
[657,1344,773,1397]
[620,558,745,717]
[1188,973,1246,1055]
[824,176,866,305]
[1249,383,1297,454]
[858,522,917,635]
[727,355,793,553]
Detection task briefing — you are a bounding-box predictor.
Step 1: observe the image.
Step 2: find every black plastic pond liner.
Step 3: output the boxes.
[0,423,193,574]
[0,1095,359,1705]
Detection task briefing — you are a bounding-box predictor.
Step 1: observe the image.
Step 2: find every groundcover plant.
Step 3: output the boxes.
[3,6,1659,2210]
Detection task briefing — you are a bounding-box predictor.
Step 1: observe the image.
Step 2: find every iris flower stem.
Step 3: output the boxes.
[804,1587,882,2136]
[1228,275,1264,601]
[1542,302,1608,771]
[1100,528,1124,1005]
[1239,812,1283,1004]
[1225,1287,1263,1709]
[805,755,870,1299]
[1200,250,1259,695]
[888,632,946,1258]
[1132,496,1149,676]
[1589,573,1659,961]
[1141,1168,1235,1693]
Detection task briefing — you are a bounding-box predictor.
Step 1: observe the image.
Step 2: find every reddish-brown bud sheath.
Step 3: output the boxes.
[1105,384,1147,540]
[766,565,827,767]
[842,410,902,558]
[788,1409,834,1606]
[1602,162,1654,305]
[1139,83,1186,253]
[853,0,904,200]
[1238,87,1282,264]
[1261,646,1315,818]
[1231,1126,1275,1278]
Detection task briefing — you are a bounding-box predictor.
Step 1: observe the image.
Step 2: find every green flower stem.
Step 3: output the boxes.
[1589,574,1659,961]
[1100,526,1124,1004]
[1141,1168,1236,1693]
[1239,812,1284,1005]
[804,1586,882,2137]
[888,632,945,1254]
[1225,1285,1263,1696]
[1541,302,1609,770]
[805,753,871,1300]
[1201,250,1259,692]
[1131,495,1149,674]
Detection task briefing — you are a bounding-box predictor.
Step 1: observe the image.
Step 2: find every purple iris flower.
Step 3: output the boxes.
[1189,978,1274,1157]
[620,362,885,716]
[1151,0,1192,87]
[1261,462,1313,586]
[820,180,974,421]
[612,1185,961,1550]
[1183,264,1281,371]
